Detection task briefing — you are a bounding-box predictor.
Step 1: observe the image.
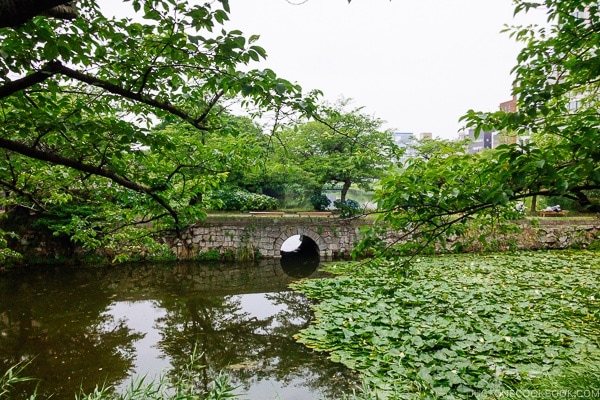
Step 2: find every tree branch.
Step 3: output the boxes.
[0,60,62,99]
[0,178,47,212]
[0,60,213,134]
[54,62,211,131]
[0,0,77,28]
[42,1,78,20]
[0,137,181,232]
[195,89,225,125]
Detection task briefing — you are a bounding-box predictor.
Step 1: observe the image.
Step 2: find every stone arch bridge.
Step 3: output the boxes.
[171,215,371,260]
[169,216,600,261]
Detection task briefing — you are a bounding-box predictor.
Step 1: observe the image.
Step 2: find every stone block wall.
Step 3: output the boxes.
[4,215,600,266]
[172,218,600,261]
[170,216,366,260]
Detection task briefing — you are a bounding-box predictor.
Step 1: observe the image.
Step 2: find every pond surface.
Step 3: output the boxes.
[0,259,358,399]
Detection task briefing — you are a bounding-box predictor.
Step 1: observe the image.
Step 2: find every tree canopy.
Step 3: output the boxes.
[277,99,397,203]
[0,0,318,243]
[363,0,600,257]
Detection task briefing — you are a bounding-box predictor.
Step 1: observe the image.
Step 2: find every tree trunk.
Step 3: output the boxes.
[0,0,76,28]
[574,190,600,212]
[340,179,351,203]
[530,195,537,214]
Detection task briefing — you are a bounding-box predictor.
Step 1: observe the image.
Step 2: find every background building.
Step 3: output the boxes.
[392,132,433,163]
[499,94,517,113]
[463,129,497,153]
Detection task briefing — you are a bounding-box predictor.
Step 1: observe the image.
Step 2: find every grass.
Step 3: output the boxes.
[1,346,239,400]
[0,360,37,399]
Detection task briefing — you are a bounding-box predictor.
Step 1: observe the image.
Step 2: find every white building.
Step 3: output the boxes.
[392,132,432,164]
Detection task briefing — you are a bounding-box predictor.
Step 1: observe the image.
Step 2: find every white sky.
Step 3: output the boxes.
[225,0,543,139]
[97,0,545,139]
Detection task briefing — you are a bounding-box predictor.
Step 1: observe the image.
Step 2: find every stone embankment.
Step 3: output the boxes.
[514,219,600,250]
[3,216,600,265]
[445,219,600,252]
[171,217,600,260]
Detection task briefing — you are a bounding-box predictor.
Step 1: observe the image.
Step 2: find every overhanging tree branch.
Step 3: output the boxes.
[0,0,77,28]
[0,137,181,232]
[0,60,62,99]
[55,62,212,131]
[0,58,224,233]
[0,60,212,131]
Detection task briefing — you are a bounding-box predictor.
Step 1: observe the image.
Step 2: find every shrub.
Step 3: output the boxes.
[207,189,278,211]
[334,199,361,218]
[501,201,527,220]
[309,193,331,211]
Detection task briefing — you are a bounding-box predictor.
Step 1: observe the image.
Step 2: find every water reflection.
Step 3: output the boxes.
[0,259,356,399]
[280,256,320,278]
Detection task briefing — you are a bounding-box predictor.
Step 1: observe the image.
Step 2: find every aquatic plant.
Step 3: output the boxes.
[0,346,239,400]
[0,360,37,399]
[292,251,600,399]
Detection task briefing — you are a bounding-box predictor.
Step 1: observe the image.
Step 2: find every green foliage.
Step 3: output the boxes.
[334,199,361,218]
[368,1,600,257]
[276,98,397,203]
[0,360,36,399]
[310,193,331,211]
[0,344,239,400]
[292,251,600,399]
[33,203,98,233]
[278,183,311,209]
[23,200,174,264]
[197,249,222,261]
[0,227,21,265]
[206,188,278,211]
[360,140,526,257]
[462,0,600,204]
[500,364,600,400]
[76,358,239,399]
[0,0,319,254]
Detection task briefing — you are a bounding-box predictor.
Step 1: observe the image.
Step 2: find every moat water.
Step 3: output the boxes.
[0,258,357,399]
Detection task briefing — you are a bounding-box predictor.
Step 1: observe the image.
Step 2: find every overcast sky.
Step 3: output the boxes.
[224,0,543,139]
[97,0,544,139]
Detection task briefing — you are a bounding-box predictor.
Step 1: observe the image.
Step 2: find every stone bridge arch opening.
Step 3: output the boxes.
[280,234,320,258]
[277,228,326,258]
[279,233,322,278]
[176,217,364,261]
